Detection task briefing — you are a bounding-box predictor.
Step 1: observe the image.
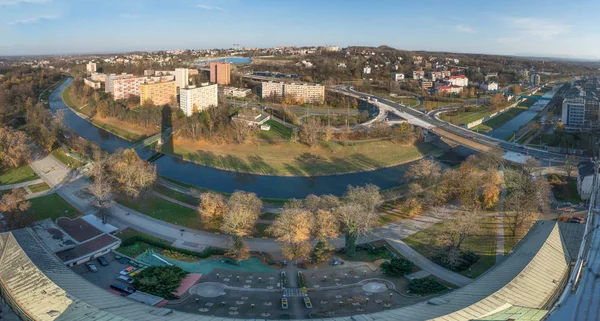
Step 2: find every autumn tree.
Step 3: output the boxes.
[512,85,522,95]
[335,184,382,257]
[432,208,482,271]
[299,117,322,146]
[489,93,506,108]
[88,165,114,223]
[0,126,31,169]
[198,192,228,229]
[220,191,263,260]
[0,188,31,228]
[523,157,539,176]
[311,209,339,262]
[105,148,157,198]
[268,207,312,261]
[482,170,501,209]
[504,168,547,236]
[230,120,254,144]
[563,155,577,177]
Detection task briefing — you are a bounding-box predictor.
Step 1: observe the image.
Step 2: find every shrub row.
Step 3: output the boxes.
[121,234,225,259]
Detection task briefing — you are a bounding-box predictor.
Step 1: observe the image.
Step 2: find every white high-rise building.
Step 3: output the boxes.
[179,84,218,116]
[175,68,189,89]
[86,62,97,74]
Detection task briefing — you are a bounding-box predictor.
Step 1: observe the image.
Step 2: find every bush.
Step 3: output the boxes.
[408,276,447,295]
[432,247,480,272]
[133,266,187,299]
[121,234,225,259]
[380,257,414,276]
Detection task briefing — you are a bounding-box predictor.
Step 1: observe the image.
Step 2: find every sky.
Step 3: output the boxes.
[0,0,599,58]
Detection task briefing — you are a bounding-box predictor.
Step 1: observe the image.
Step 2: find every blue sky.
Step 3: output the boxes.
[0,0,598,58]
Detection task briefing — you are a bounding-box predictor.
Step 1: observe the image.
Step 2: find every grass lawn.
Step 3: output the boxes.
[51,148,85,168]
[254,223,272,238]
[0,165,39,185]
[440,109,493,126]
[28,182,51,193]
[403,216,497,279]
[154,185,200,206]
[28,193,80,221]
[534,86,551,96]
[519,98,536,108]
[116,196,204,230]
[62,84,95,116]
[377,201,415,226]
[258,119,293,141]
[259,212,279,221]
[167,138,442,176]
[392,97,419,107]
[550,176,583,204]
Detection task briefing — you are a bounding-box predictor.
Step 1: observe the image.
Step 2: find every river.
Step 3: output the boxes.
[49,79,471,198]
[487,86,559,140]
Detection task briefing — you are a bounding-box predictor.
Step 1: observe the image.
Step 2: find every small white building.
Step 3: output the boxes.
[413,70,425,80]
[391,73,405,81]
[446,75,469,87]
[363,66,372,74]
[480,82,499,91]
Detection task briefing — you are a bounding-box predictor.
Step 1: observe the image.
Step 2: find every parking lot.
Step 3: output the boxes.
[71,252,138,291]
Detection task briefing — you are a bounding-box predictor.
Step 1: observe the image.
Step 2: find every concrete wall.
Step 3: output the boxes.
[463,100,521,129]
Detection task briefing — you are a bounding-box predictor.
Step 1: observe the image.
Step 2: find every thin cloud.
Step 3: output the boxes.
[0,0,51,5]
[7,14,59,25]
[197,4,223,10]
[454,25,476,34]
[509,17,571,40]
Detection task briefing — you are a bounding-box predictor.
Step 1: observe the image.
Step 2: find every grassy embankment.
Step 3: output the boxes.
[0,165,39,185]
[165,139,442,177]
[471,99,536,133]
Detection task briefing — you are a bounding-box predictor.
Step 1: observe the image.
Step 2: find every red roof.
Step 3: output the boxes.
[448,75,467,79]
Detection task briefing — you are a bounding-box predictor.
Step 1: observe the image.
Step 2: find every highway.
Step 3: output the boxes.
[335,86,573,164]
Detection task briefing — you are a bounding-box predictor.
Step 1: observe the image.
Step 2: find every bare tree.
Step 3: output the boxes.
[220,191,263,259]
[563,155,576,177]
[0,188,31,228]
[267,208,312,261]
[404,159,441,188]
[504,189,540,236]
[88,168,114,224]
[438,209,482,250]
[523,157,539,176]
[198,192,228,229]
[230,120,253,144]
[299,117,322,146]
[106,149,157,198]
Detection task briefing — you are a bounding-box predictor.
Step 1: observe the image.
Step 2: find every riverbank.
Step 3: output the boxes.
[164,137,443,177]
[61,83,157,141]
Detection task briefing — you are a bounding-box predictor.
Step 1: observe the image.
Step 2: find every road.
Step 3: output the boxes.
[335,86,573,164]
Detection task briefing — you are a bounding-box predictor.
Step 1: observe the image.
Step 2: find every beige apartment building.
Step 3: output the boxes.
[111,76,147,100]
[261,82,324,103]
[179,84,218,116]
[140,80,177,106]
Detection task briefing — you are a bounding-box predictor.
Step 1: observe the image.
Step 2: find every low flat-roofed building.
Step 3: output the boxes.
[232,110,271,126]
[223,86,251,98]
[84,78,102,90]
[56,217,103,242]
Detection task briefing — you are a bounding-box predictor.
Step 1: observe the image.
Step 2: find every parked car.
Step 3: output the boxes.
[120,266,136,275]
[281,297,288,310]
[86,262,98,273]
[97,256,109,266]
[117,275,135,284]
[569,216,586,224]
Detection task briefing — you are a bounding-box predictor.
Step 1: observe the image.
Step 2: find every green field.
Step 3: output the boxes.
[51,149,86,168]
[403,217,497,279]
[0,165,39,185]
[258,119,293,140]
[115,229,173,258]
[28,182,51,193]
[154,185,200,206]
[117,196,203,230]
[28,193,80,222]
[440,109,493,126]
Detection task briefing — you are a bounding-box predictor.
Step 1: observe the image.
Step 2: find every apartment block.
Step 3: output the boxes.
[530,73,541,86]
[175,68,189,88]
[84,78,102,90]
[260,82,324,103]
[111,76,147,100]
[209,62,231,85]
[86,62,97,74]
[140,80,177,106]
[179,84,218,116]
[104,73,134,94]
[562,97,586,128]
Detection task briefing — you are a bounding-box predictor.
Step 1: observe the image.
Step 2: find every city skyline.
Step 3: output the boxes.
[1,0,599,58]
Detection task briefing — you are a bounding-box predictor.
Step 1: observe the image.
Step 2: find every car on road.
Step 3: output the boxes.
[281,298,288,310]
[97,256,109,266]
[569,216,585,224]
[86,262,99,273]
[117,276,135,284]
[120,266,136,275]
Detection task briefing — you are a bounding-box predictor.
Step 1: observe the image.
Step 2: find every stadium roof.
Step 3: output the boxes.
[0,221,578,321]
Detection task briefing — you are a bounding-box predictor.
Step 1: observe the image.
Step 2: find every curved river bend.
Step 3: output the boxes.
[50,79,470,198]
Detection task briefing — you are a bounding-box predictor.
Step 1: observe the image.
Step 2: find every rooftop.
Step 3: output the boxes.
[56,233,120,264]
[30,218,78,253]
[56,217,103,242]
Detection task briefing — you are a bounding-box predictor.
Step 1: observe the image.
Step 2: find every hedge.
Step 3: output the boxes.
[120,234,225,258]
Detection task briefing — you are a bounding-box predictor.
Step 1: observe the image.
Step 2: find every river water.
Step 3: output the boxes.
[50,79,470,198]
[487,87,559,140]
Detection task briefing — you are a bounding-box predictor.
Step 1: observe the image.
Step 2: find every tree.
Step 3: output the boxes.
[335,184,382,257]
[0,126,31,169]
[490,93,506,108]
[504,189,539,236]
[523,157,539,176]
[299,117,322,146]
[404,159,441,188]
[563,155,576,177]
[198,192,228,229]
[381,257,414,276]
[133,266,187,299]
[230,120,253,144]
[220,191,262,260]
[438,209,482,250]
[106,148,157,198]
[512,85,522,95]
[0,188,31,228]
[311,209,340,262]
[88,166,114,224]
[268,208,312,261]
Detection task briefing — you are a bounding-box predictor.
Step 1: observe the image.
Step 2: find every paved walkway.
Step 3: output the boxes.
[0,178,44,191]
[27,151,475,287]
[496,167,507,264]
